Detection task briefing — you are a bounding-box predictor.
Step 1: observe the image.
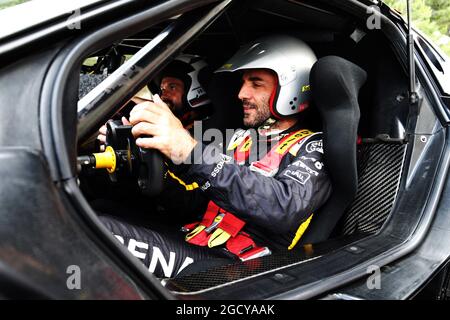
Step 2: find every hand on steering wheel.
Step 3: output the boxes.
[97,117,130,151]
[129,94,197,165]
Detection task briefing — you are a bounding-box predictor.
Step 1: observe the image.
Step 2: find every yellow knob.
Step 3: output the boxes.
[93,146,116,173]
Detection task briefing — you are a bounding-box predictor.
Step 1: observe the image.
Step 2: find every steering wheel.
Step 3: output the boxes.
[106,120,165,197]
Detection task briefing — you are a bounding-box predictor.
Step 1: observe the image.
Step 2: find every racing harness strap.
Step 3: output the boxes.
[182,129,315,260]
[182,202,268,261]
[248,129,314,177]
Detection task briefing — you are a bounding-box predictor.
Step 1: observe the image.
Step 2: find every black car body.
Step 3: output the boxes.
[0,0,450,300]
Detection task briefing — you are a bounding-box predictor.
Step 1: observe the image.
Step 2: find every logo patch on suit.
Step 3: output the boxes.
[306,140,323,154]
[284,169,310,185]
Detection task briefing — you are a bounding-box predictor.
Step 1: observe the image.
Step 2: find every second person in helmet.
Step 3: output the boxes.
[98,54,212,144]
[157,54,212,130]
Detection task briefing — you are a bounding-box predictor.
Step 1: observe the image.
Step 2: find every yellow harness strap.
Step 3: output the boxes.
[288,214,314,250]
[208,228,231,248]
[185,225,205,241]
[167,170,199,191]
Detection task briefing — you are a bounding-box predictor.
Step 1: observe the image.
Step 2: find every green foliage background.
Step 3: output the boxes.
[384,0,450,56]
[0,0,30,10]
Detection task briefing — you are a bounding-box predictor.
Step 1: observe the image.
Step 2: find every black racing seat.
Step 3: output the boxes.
[300,56,367,245]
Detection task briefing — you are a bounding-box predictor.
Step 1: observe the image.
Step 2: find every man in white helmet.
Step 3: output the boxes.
[97,54,212,143]
[100,36,332,278]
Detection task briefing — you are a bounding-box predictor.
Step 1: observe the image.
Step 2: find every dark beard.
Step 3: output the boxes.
[163,98,184,118]
[243,100,271,128]
[162,98,174,110]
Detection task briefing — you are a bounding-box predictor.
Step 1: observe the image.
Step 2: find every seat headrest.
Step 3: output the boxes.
[310,56,367,193]
[310,56,367,115]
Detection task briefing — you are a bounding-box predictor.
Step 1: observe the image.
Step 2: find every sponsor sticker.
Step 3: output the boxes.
[299,156,323,170]
[227,129,249,151]
[210,154,233,178]
[201,181,211,191]
[275,130,312,155]
[211,161,224,178]
[284,169,310,185]
[300,156,318,162]
[305,140,323,154]
[291,160,319,176]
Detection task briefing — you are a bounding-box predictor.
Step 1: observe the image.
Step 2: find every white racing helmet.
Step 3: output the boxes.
[216,35,317,118]
[159,54,211,110]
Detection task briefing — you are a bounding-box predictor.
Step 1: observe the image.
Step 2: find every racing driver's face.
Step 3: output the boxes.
[238,69,277,128]
[160,77,185,117]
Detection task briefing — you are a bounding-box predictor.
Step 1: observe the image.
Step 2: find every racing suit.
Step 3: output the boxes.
[100,119,332,278]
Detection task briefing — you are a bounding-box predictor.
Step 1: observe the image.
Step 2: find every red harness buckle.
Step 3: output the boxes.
[217,213,246,237]
[183,202,272,260]
[226,232,271,261]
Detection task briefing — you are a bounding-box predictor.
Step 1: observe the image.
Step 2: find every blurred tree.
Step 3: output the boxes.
[384,0,450,56]
[0,0,31,10]
[427,0,450,35]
